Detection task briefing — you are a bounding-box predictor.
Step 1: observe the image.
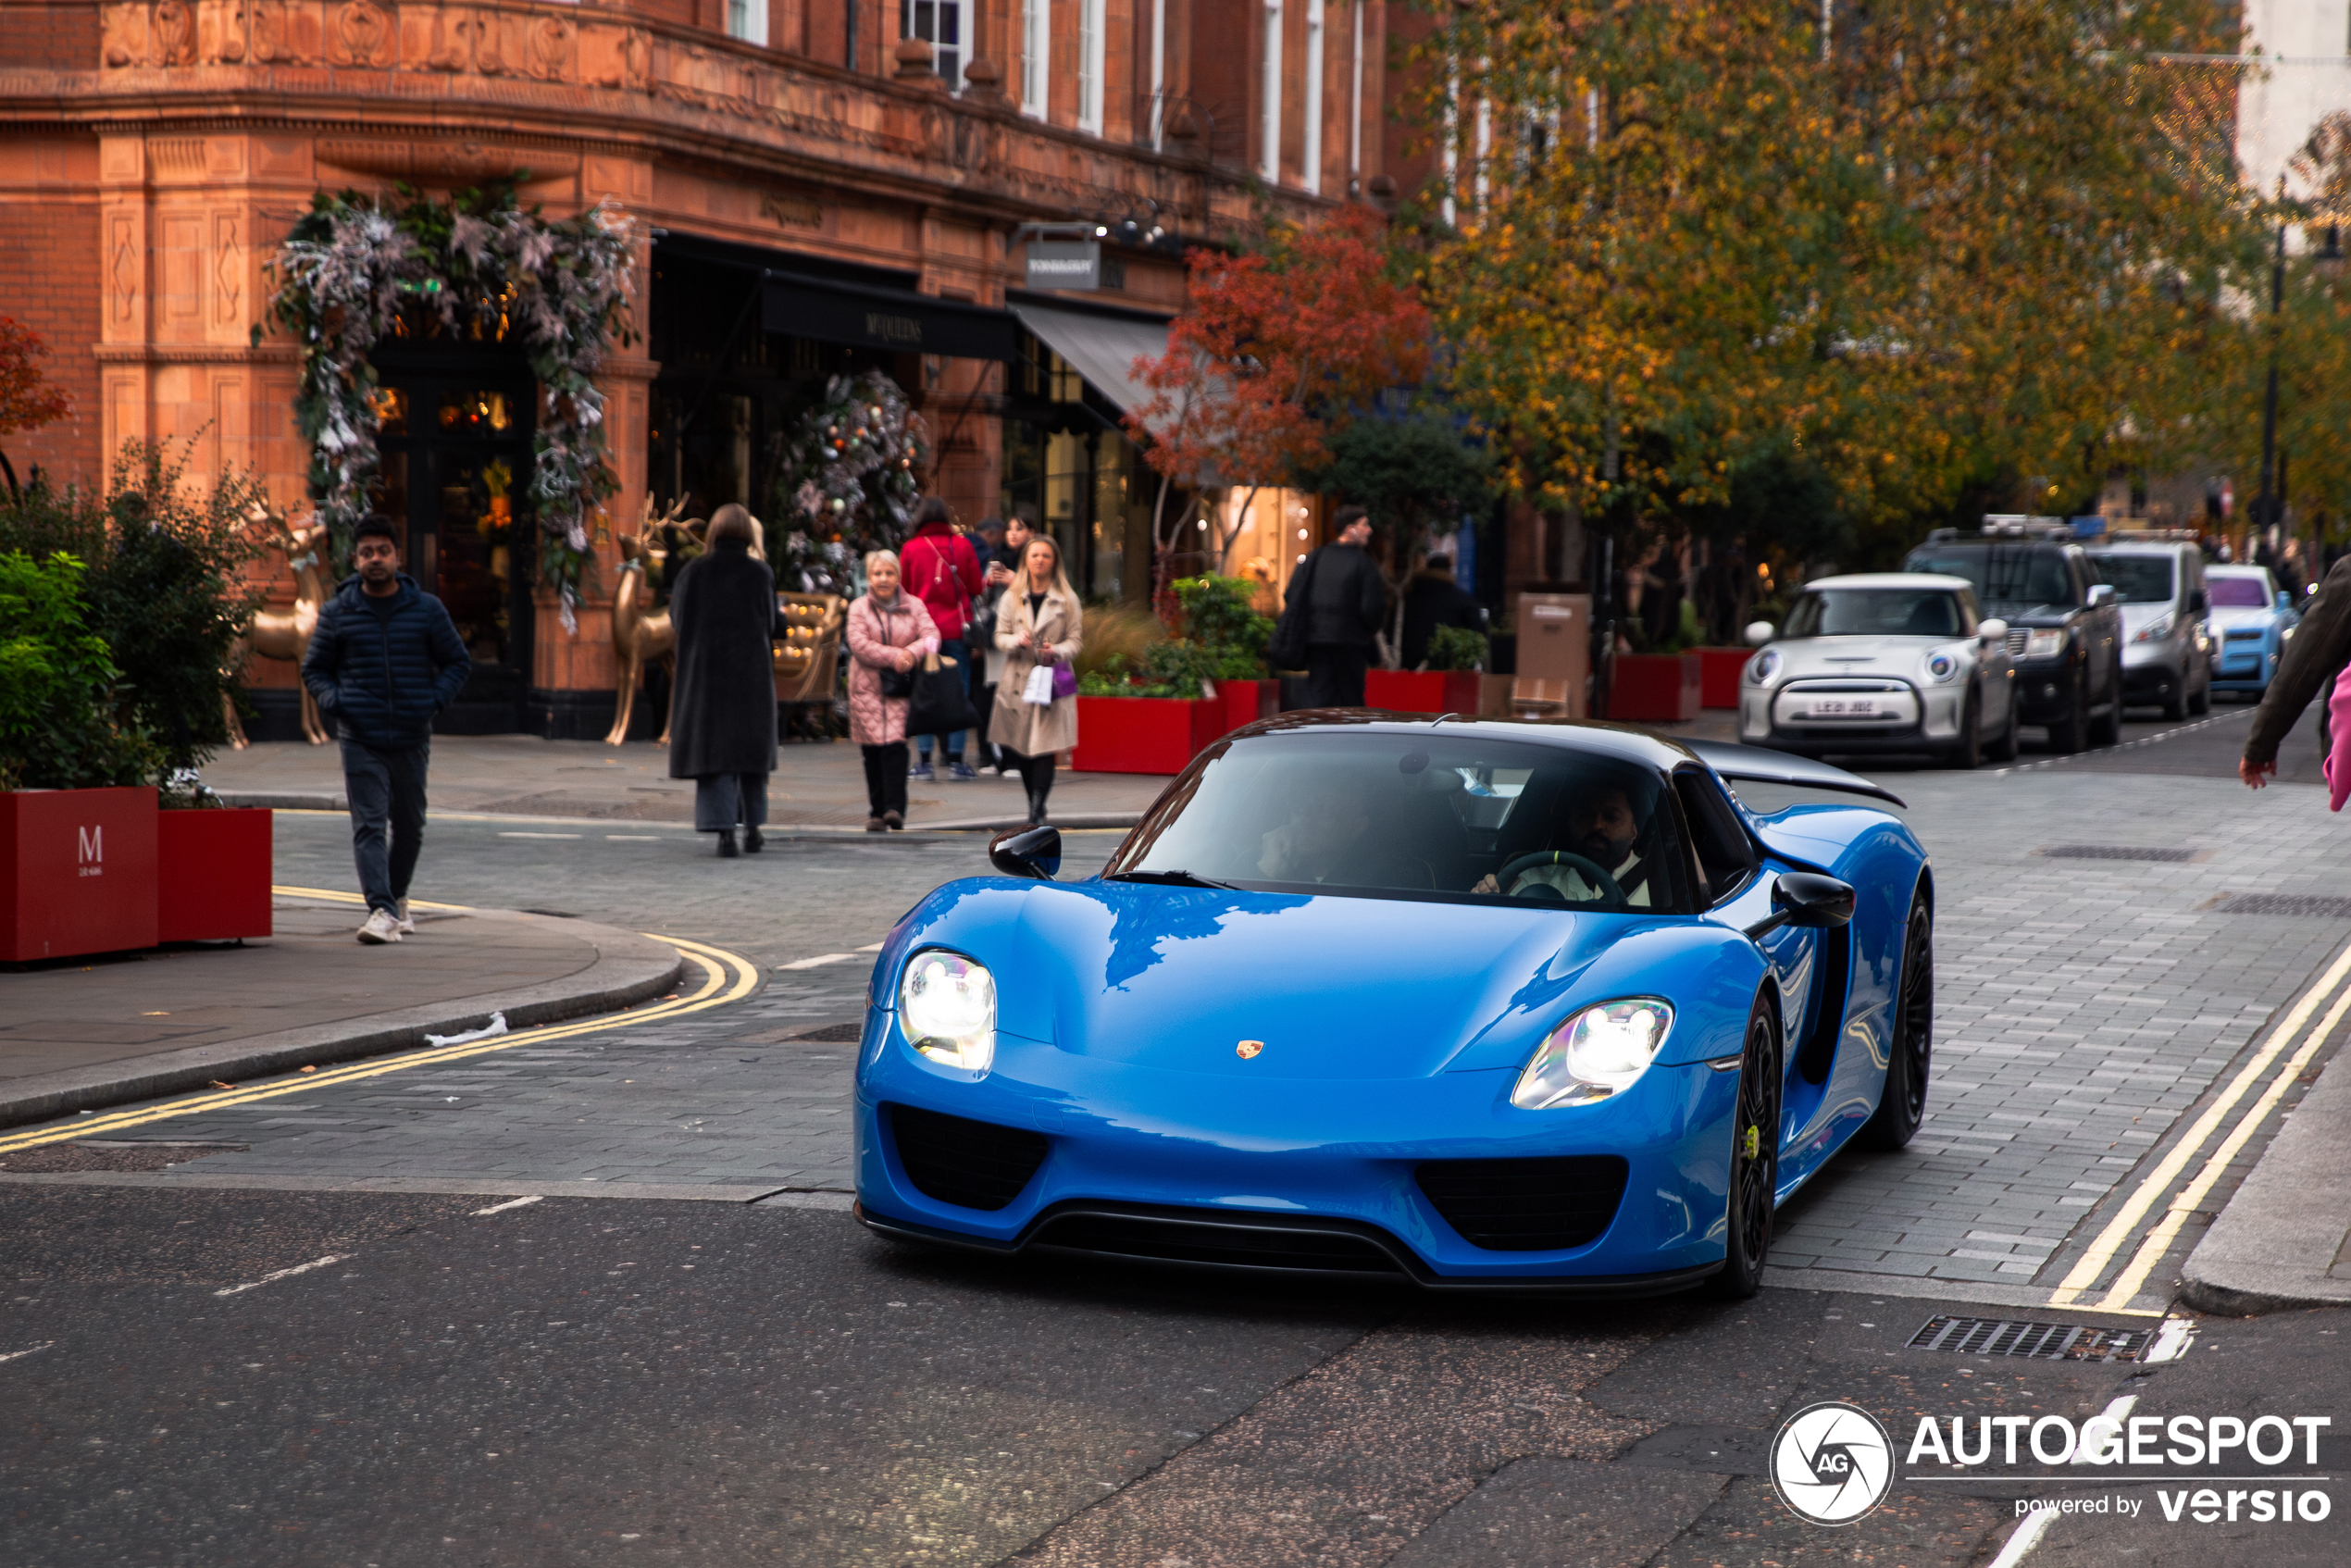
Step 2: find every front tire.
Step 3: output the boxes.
[2047,671,2090,753]
[1988,693,2020,761]
[1858,893,1934,1151]
[2089,657,2123,745]
[1945,689,1982,769]
[1710,997,1783,1300]
[2188,664,2211,716]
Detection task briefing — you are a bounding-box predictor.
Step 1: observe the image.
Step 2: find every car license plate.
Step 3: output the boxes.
[1808,698,1876,717]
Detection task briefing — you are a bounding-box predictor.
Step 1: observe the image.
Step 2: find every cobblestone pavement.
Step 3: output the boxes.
[26,706,2351,1315]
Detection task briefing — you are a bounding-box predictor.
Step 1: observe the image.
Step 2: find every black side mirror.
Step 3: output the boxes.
[1744,872,1856,940]
[989,825,1061,880]
[2188,589,2208,614]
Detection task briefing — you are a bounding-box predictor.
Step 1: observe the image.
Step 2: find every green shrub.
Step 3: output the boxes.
[0,441,265,771]
[1425,624,1490,672]
[1076,639,1222,699]
[1073,601,1167,684]
[1171,575,1273,678]
[0,550,160,790]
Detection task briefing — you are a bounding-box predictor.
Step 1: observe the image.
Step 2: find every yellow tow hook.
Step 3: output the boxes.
[1742,1125,1760,1160]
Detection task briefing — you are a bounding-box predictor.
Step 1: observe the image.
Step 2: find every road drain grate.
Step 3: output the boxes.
[2042,846,2196,862]
[2208,893,2351,919]
[1907,1316,2153,1362]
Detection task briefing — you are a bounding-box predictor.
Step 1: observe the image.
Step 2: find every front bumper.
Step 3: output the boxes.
[2121,640,2192,702]
[2212,639,2277,691]
[852,1017,1744,1288]
[2007,660,2083,721]
[1739,679,1964,753]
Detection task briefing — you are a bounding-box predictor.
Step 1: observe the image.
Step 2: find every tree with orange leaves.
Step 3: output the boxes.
[0,317,74,496]
[1126,207,1432,598]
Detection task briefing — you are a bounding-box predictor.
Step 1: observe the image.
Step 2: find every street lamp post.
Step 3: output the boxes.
[2253,215,2345,554]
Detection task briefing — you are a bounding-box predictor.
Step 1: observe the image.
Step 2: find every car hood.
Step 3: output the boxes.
[1980,602,2074,624]
[2209,606,2281,631]
[885,879,1763,1082]
[2118,603,2177,632]
[1770,634,1954,679]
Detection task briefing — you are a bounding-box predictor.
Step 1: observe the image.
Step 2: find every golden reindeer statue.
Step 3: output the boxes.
[603,498,688,746]
[222,504,333,749]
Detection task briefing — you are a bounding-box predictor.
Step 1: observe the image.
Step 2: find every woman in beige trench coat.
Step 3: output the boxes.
[991,534,1084,824]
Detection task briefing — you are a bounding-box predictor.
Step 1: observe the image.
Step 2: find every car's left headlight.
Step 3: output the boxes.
[1511,999,1674,1109]
[2131,614,2173,644]
[1747,649,1781,685]
[899,949,996,1073]
[2022,628,2068,660]
[1922,650,1959,683]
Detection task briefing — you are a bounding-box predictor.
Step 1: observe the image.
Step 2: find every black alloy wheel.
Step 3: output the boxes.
[2047,669,2090,753]
[2089,656,2123,745]
[1710,996,1783,1300]
[1859,892,1934,1151]
[1946,688,1982,770]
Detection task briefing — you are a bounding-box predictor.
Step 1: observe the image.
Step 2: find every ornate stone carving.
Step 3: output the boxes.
[108,215,139,327]
[247,0,305,65]
[581,22,650,91]
[154,0,199,65]
[102,3,147,67]
[214,214,243,325]
[203,0,249,62]
[330,0,395,67]
[527,13,572,81]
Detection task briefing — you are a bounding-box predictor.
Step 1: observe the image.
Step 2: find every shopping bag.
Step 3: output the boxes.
[906,654,979,737]
[1022,663,1056,704]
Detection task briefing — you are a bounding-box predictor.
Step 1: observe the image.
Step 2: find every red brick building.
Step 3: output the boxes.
[1,0,1411,737]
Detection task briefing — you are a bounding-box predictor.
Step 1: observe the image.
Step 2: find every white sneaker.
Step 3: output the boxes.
[356,907,403,944]
[393,899,415,935]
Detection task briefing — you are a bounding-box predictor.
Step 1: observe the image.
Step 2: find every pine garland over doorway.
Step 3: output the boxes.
[767,369,930,594]
[257,182,636,630]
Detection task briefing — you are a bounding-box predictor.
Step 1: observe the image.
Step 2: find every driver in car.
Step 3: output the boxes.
[1470,783,1653,906]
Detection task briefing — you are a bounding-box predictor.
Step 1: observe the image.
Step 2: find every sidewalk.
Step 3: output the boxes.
[2183,1033,2351,1314]
[0,896,682,1128]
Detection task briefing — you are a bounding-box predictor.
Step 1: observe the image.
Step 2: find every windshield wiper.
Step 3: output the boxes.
[1107,869,1241,890]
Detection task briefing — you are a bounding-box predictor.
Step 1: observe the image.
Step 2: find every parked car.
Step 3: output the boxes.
[2206,565,2301,700]
[1902,529,2123,753]
[855,719,1932,1299]
[2086,538,2212,720]
[1736,573,2018,767]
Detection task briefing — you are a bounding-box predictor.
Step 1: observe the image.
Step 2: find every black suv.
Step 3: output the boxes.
[1902,529,2123,753]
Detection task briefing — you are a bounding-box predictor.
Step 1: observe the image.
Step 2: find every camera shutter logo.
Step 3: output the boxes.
[1770,1400,1894,1525]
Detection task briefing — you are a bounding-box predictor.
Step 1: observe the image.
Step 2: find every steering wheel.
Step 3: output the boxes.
[1496,850,1625,906]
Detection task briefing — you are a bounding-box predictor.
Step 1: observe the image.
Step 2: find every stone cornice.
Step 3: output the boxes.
[93,342,301,363]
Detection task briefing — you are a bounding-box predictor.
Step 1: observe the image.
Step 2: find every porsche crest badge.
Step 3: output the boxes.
[1235,1039,1264,1060]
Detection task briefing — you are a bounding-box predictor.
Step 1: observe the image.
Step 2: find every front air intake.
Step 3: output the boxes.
[1415,1155,1629,1251]
[887,1105,1049,1211]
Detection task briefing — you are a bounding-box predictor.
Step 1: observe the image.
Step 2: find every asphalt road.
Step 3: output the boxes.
[6,697,2351,1566]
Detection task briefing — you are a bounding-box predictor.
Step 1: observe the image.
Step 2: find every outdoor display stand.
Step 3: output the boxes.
[1069,696,1225,775]
[1363,668,1483,716]
[1605,653,1703,722]
[0,787,161,962]
[1696,648,1753,709]
[156,807,275,944]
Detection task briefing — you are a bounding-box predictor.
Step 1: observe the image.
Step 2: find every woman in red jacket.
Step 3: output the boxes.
[896,497,986,780]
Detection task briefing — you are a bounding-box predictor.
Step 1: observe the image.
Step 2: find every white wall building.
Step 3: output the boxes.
[2237,1,2351,198]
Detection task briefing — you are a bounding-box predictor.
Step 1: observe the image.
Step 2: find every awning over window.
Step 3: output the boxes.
[764,272,1018,361]
[1007,299,1174,418]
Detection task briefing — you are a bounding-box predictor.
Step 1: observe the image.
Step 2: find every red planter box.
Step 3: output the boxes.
[1070,696,1224,775]
[1696,648,1753,709]
[1213,678,1277,739]
[1364,668,1484,716]
[0,787,159,962]
[1605,653,1703,722]
[158,807,274,943]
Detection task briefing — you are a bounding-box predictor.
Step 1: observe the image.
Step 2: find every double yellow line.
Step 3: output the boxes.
[0,915,762,1156]
[2049,938,2351,1313]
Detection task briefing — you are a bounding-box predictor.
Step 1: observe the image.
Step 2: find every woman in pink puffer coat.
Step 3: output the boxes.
[845,549,939,832]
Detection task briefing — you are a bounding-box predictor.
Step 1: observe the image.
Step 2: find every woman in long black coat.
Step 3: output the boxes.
[666,504,781,857]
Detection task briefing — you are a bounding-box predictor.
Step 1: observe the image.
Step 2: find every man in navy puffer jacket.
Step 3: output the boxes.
[301,515,471,944]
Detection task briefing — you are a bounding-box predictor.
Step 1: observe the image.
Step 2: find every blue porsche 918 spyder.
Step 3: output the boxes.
[852,716,1932,1299]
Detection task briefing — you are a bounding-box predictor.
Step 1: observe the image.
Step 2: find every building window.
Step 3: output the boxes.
[1022,0,1049,118]
[726,0,766,46]
[1078,0,1105,134]
[1261,0,1283,183]
[903,0,964,90]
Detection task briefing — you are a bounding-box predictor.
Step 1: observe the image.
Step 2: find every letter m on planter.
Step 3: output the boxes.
[0,787,159,961]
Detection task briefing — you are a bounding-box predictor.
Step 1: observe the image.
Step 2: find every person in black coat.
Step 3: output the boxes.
[301,514,471,944]
[1287,504,1387,706]
[667,504,783,857]
[1399,554,1486,670]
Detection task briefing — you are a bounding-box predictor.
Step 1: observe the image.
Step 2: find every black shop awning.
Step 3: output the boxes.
[763,272,1018,361]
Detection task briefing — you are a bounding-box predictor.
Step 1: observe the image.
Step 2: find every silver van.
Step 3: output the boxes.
[2085,537,2211,719]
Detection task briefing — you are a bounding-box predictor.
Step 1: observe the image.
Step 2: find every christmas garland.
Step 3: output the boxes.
[766,370,929,593]
[259,183,636,630]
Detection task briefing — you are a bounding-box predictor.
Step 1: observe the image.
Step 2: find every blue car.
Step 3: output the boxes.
[2206,565,2301,699]
[852,716,1933,1299]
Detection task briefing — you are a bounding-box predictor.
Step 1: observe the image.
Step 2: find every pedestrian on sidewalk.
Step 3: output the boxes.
[897,497,986,782]
[1285,504,1387,707]
[1399,553,1486,671]
[991,533,1083,825]
[2242,552,2351,790]
[667,504,783,859]
[847,548,940,831]
[974,511,1032,775]
[300,514,471,944]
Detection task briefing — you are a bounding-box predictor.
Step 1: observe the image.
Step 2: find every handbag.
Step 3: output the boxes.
[907,653,980,736]
[1051,661,1078,699]
[873,599,915,697]
[1268,547,1321,671]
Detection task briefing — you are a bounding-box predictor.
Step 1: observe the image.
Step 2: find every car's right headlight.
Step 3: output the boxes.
[2131,614,2173,644]
[2022,628,2068,660]
[1511,999,1674,1109]
[899,950,996,1073]
[1747,649,1781,685]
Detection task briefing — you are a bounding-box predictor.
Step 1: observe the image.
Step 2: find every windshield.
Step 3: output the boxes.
[2208,574,2272,609]
[1785,588,1971,639]
[1905,547,2076,609]
[1106,731,1695,914]
[2087,554,2176,604]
